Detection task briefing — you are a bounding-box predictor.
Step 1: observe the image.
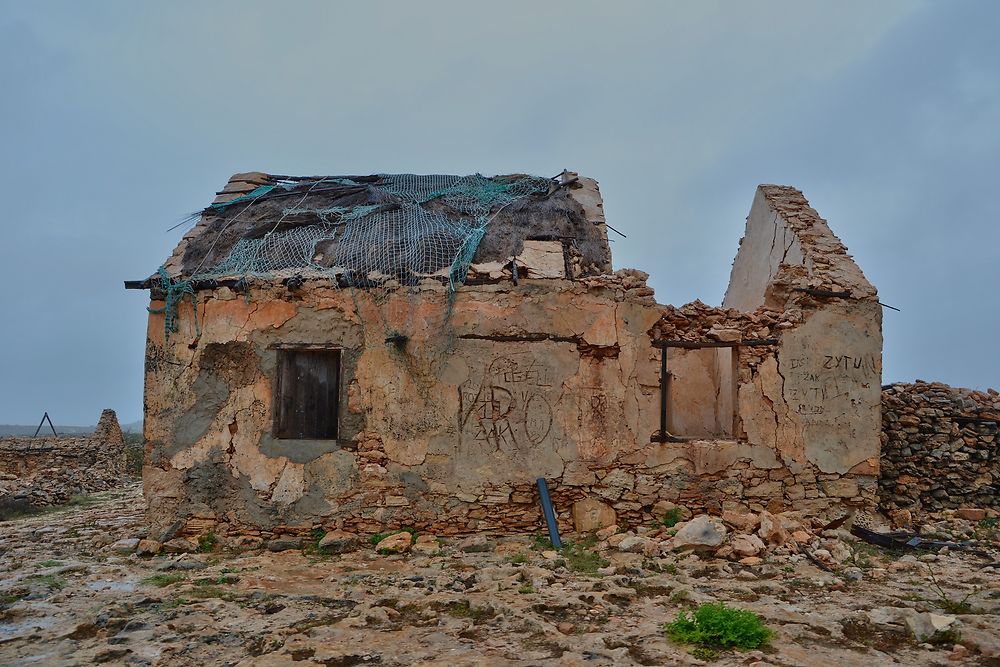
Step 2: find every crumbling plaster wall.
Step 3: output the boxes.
[141,181,882,542]
[144,279,879,542]
[721,184,883,504]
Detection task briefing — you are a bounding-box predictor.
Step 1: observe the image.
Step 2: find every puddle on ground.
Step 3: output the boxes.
[85,579,137,593]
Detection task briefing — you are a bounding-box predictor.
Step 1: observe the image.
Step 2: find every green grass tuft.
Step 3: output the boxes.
[26,574,67,590]
[559,537,609,576]
[197,532,218,553]
[142,573,186,587]
[664,602,772,651]
[661,507,683,528]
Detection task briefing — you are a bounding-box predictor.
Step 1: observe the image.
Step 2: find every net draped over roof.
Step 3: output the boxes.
[186,173,554,289]
[152,172,611,337]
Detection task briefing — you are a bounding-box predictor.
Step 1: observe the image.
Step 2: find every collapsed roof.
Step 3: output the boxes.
[158,171,612,288]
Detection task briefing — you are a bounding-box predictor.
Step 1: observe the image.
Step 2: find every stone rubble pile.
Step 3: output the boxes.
[0,409,127,511]
[881,382,999,512]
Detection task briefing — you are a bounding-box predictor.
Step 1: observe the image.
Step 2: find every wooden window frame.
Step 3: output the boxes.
[273,347,342,440]
[652,338,777,442]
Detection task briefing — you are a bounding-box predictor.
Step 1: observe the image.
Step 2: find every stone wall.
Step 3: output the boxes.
[0,409,127,511]
[141,183,883,545]
[142,277,879,545]
[880,382,999,511]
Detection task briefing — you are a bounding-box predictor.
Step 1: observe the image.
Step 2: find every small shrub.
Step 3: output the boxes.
[560,539,608,576]
[661,507,683,529]
[0,589,28,607]
[531,535,554,551]
[507,552,529,565]
[197,532,218,553]
[670,589,690,605]
[302,528,330,558]
[925,564,976,614]
[663,602,772,651]
[124,433,144,477]
[518,584,535,594]
[193,575,238,587]
[38,560,63,568]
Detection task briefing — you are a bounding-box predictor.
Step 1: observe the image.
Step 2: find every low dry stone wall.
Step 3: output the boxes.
[881,382,999,512]
[0,410,127,514]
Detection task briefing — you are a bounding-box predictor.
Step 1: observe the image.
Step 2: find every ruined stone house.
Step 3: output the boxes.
[129,172,882,542]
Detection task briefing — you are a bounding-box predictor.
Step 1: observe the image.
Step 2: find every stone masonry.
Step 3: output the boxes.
[138,175,884,546]
[0,409,127,512]
[880,382,999,512]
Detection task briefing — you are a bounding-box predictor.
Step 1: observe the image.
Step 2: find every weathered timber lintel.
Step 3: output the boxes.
[458,333,581,344]
[653,338,778,349]
[794,287,852,299]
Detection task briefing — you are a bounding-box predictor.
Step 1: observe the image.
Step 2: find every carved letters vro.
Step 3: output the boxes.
[460,355,555,450]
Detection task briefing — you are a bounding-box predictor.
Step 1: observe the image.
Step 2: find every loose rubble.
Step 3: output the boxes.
[1,483,997,666]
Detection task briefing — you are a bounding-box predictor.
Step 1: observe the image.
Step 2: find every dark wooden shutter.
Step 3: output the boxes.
[274,349,341,439]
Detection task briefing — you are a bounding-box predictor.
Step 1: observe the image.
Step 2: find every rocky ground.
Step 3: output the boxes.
[1,483,998,667]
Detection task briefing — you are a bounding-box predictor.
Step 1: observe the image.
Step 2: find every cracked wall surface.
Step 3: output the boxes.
[141,183,883,541]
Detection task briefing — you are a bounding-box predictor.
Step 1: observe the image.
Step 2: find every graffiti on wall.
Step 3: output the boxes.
[784,352,881,420]
[459,353,555,451]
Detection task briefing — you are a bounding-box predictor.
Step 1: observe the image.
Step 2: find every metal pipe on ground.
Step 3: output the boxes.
[535,478,562,549]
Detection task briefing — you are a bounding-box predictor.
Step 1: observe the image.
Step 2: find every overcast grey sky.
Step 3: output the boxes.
[0,1,997,425]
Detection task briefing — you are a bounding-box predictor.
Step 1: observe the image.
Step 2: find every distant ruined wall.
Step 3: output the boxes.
[0,409,127,509]
[880,382,999,512]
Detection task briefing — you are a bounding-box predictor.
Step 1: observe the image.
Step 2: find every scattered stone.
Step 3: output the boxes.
[161,538,197,554]
[722,510,760,534]
[412,534,440,554]
[956,508,986,522]
[905,612,957,642]
[375,532,412,554]
[948,645,969,661]
[318,529,359,554]
[94,648,130,663]
[606,533,628,549]
[731,533,765,558]
[456,535,493,553]
[617,535,649,554]
[595,525,619,541]
[961,626,1000,658]
[110,538,139,554]
[888,509,912,528]
[671,515,727,550]
[266,538,303,552]
[790,530,812,544]
[572,498,617,533]
[757,511,787,545]
[135,539,162,557]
